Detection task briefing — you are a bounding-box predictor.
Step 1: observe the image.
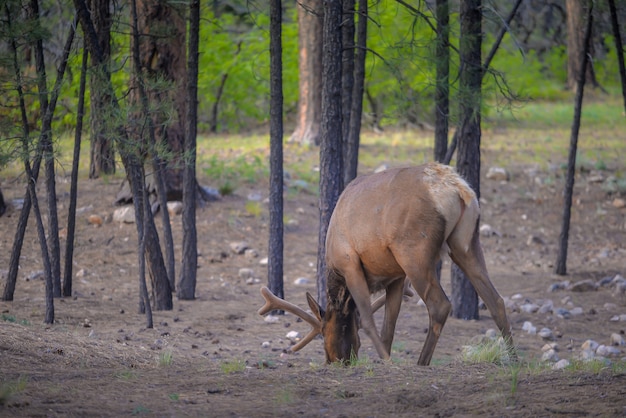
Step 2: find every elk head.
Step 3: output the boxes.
[306,283,361,364]
[258,279,413,363]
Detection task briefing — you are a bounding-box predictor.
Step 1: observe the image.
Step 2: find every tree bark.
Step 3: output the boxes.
[343,0,367,186]
[451,0,482,320]
[555,1,593,276]
[608,0,626,115]
[130,0,175,307]
[317,0,344,308]
[63,23,84,298]
[290,0,323,146]
[434,0,449,163]
[566,0,597,91]
[88,0,115,178]
[341,0,355,181]
[178,0,200,300]
[268,0,285,313]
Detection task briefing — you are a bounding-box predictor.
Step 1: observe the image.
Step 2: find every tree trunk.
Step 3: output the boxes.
[555,1,593,276]
[88,0,115,178]
[343,0,367,186]
[566,0,597,91]
[178,0,200,300]
[27,0,65,299]
[608,0,626,115]
[62,25,84,298]
[134,0,187,200]
[317,0,343,308]
[434,0,449,163]
[132,0,187,291]
[268,0,285,314]
[451,0,482,320]
[0,188,5,217]
[290,0,323,146]
[341,0,355,179]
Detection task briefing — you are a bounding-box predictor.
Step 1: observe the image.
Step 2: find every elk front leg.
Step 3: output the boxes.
[344,266,391,361]
[380,278,404,354]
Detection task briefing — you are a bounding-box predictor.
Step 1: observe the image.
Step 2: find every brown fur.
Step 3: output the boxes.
[311,162,515,365]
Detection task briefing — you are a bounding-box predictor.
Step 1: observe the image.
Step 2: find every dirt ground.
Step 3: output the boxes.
[1,143,625,417]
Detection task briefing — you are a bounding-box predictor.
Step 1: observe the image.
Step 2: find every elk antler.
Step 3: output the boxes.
[258,287,322,352]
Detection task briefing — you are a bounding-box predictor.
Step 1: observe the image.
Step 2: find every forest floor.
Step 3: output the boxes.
[1,129,626,417]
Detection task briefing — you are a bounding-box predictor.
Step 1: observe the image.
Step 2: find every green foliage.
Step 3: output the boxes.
[1,314,30,326]
[197,7,298,133]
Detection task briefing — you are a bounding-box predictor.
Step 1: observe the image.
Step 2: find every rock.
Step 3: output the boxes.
[538,300,554,314]
[611,274,626,286]
[520,303,540,313]
[259,257,268,266]
[578,349,596,361]
[261,341,271,348]
[612,198,626,209]
[166,201,183,216]
[479,224,497,237]
[87,214,103,226]
[541,349,559,362]
[610,333,625,346]
[609,314,626,322]
[526,235,546,246]
[569,279,598,292]
[264,315,279,323]
[613,281,626,305]
[113,206,135,223]
[596,345,621,357]
[247,192,263,201]
[26,271,44,281]
[199,186,221,201]
[538,328,554,340]
[230,241,249,255]
[548,282,568,292]
[294,277,311,286]
[238,268,255,279]
[587,172,605,183]
[522,321,537,334]
[486,167,509,181]
[581,340,599,351]
[286,331,301,341]
[542,343,558,352]
[569,307,584,316]
[552,359,570,370]
[244,249,259,259]
[555,308,571,319]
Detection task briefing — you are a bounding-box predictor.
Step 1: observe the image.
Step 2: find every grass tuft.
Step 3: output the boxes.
[461,336,515,366]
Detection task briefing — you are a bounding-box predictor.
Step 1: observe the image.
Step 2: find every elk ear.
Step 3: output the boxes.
[306,292,325,322]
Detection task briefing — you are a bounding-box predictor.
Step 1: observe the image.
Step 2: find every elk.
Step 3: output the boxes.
[259,162,515,365]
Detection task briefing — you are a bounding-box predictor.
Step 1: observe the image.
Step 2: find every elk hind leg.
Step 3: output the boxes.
[449,233,515,355]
